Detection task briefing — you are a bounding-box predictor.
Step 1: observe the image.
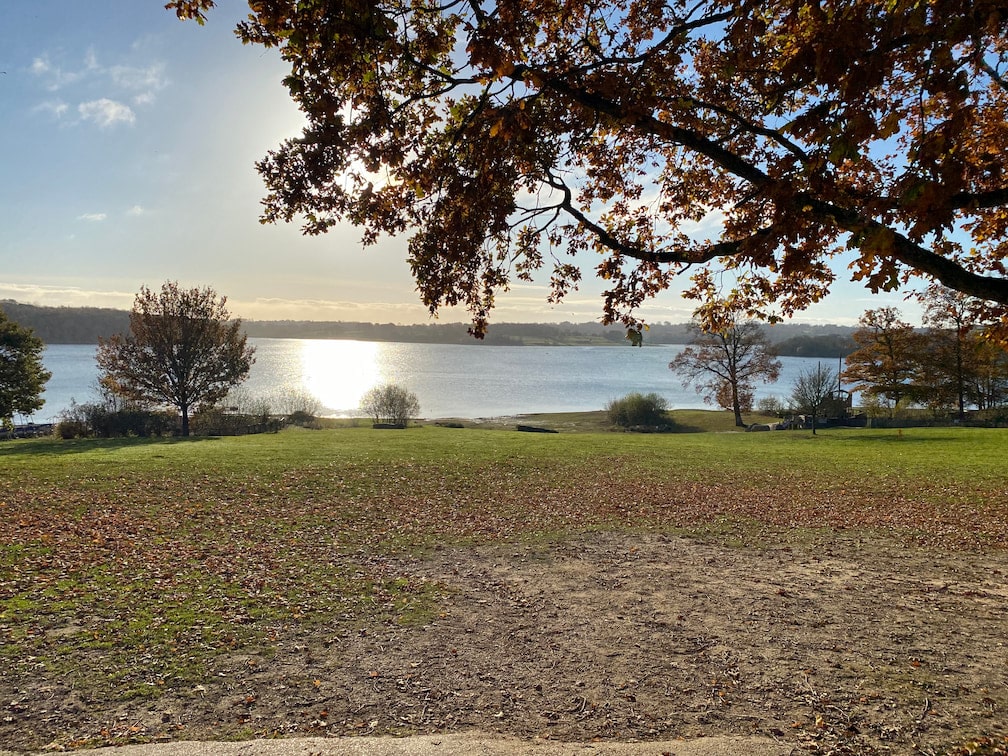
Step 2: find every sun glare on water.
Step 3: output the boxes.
[299,339,383,415]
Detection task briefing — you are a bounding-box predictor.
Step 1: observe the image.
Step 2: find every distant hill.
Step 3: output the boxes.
[1,300,855,354]
[0,300,129,344]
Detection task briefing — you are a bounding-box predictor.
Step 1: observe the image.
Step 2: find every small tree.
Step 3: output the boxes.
[360,384,420,427]
[96,282,255,436]
[669,314,781,427]
[790,363,839,435]
[0,308,51,427]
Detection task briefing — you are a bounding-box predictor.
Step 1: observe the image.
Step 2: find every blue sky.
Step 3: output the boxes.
[0,1,919,327]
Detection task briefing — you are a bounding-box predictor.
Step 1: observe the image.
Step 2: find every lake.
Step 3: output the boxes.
[34,339,847,422]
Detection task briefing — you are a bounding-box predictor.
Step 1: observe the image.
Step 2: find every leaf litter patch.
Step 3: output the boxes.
[2,531,1006,754]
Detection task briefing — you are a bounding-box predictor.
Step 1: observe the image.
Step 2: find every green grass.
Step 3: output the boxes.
[3,420,1004,516]
[2,417,1006,715]
[423,408,776,433]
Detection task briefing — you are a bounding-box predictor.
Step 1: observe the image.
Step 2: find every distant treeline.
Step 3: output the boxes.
[1,300,856,356]
[0,300,130,344]
[244,318,673,345]
[772,333,857,357]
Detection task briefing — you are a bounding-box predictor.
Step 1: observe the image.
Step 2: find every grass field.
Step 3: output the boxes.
[1,417,1007,751]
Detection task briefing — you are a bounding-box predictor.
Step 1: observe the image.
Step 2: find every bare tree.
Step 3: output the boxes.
[790,363,839,435]
[669,316,781,427]
[360,384,420,427]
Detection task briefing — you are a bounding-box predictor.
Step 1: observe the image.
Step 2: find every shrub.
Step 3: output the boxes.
[360,384,421,427]
[223,387,323,428]
[55,402,90,439]
[275,388,324,419]
[189,406,283,436]
[606,392,669,428]
[54,400,176,438]
[276,388,324,427]
[757,395,787,416]
[287,410,319,428]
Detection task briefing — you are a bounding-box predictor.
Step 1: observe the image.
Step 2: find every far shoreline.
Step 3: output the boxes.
[6,299,855,356]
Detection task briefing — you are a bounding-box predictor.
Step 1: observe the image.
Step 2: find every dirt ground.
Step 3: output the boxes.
[4,531,1007,755]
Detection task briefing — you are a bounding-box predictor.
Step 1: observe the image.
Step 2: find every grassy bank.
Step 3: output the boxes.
[1,420,1006,749]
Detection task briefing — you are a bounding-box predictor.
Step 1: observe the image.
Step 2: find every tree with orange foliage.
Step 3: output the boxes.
[167,0,1008,337]
[841,307,924,417]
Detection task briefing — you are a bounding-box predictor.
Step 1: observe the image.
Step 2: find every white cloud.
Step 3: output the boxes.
[78,98,135,128]
[0,282,135,310]
[29,54,83,90]
[33,100,69,119]
[109,62,166,93]
[126,205,146,217]
[679,207,728,241]
[30,50,167,122]
[237,296,435,322]
[77,212,107,222]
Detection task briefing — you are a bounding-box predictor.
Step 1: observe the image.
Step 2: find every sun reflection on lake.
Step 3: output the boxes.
[299,339,383,415]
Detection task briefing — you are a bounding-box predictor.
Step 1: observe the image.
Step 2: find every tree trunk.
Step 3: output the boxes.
[956,341,965,422]
[181,405,190,437]
[731,381,744,427]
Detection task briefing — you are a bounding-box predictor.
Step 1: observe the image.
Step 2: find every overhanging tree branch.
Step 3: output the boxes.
[533,68,1008,306]
[172,0,1008,333]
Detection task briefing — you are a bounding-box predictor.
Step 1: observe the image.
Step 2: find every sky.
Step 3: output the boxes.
[0,1,921,328]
